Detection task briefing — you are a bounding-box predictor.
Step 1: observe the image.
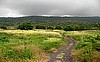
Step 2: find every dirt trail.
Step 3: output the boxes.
[48,36,77,62]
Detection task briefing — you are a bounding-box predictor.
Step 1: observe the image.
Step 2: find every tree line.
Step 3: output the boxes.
[0,22,95,31]
[0,16,100,30]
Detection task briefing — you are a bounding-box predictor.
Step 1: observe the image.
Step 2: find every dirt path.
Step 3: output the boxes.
[48,36,77,62]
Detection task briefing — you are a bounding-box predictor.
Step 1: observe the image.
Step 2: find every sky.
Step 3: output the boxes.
[0,0,100,17]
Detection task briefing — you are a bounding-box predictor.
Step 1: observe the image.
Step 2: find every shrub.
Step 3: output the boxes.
[36,25,46,29]
[63,25,74,31]
[94,43,100,51]
[84,36,95,43]
[2,48,19,59]
[0,36,9,43]
[47,26,54,30]
[18,49,33,59]
[2,48,35,59]
[95,35,100,40]
[0,26,7,30]
[63,25,81,31]
[82,45,93,62]
[42,41,61,53]
[17,22,33,30]
[55,26,63,30]
[0,33,10,43]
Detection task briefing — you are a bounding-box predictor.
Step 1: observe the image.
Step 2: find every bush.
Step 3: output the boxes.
[17,22,33,30]
[0,33,10,43]
[95,35,100,40]
[63,25,74,31]
[84,36,95,43]
[55,26,63,30]
[63,25,81,31]
[0,26,7,30]
[36,25,46,29]
[2,48,35,59]
[94,43,100,51]
[42,41,61,53]
[0,36,9,43]
[47,26,54,30]
[20,49,33,59]
[2,48,19,59]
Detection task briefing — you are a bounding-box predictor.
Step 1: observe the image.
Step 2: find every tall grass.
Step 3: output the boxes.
[0,30,64,62]
[65,30,100,62]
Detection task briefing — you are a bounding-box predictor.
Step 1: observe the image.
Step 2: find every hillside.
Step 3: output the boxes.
[0,16,100,30]
[0,16,100,26]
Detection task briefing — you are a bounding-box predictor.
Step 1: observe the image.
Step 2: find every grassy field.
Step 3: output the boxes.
[65,30,100,62]
[0,30,100,62]
[0,30,65,62]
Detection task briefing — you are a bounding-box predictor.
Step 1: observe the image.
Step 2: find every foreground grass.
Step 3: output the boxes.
[0,30,100,62]
[0,30,65,62]
[64,30,100,62]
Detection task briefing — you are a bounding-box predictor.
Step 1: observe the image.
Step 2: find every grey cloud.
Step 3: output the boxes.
[0,0,100,16]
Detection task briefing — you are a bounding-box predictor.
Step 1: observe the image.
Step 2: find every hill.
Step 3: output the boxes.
[0,16,100,30]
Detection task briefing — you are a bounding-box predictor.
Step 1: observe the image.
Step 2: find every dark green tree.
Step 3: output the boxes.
[0,26,7,30]
[55,26,63,30]
[73,25,80,31]
[63,25,74,31]
[17,22,33,30]
[35,25,46,29]
[47,26,54,30]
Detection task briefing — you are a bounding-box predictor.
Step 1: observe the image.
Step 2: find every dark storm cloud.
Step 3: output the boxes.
[0,0,100,16]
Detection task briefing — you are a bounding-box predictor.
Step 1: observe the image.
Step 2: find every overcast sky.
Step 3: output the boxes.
[0,0,100,17]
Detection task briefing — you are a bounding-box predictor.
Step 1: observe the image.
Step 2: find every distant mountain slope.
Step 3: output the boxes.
[0,16,100,27]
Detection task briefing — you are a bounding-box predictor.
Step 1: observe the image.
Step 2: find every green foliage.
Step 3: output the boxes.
[17,22,33,30]
[2,48,19,59]
[2,48,35,59]
[94,43,100,51]
[84,36,95,43]
[36,25,46,29]
[82,44,93,62]
[95,35,100,40]
[63,25,74,31]
[76,42,88,49]
[0,26,7,29]
[63,25,81,31]
[55,26,63,30]
[69,31,100,62]
[0,36,9,43]
[0,30,64,61]
[47,26,54,30]
[0,16,100,30]
[20,49,34,59]
[0,33,11,43]
[42,41,62,53]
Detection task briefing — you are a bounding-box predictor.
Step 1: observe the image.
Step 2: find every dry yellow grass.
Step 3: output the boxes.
[44,38,61,42]
[0,30,61,36]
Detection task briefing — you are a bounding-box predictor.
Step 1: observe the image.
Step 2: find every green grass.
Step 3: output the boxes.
[0,30,100,62]
[63,30,100,62]
[0,30,65,62]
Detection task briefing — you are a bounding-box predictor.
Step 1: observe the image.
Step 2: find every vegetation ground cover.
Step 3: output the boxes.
[64,30,100,62]
[0,30,65,62]
[0,30,100,62]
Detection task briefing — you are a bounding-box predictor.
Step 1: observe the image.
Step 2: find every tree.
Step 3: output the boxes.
[73,25,80,31]
[0,26,7,30]
[63,25,74,31]
[47,26,54,30]
[36,25,46,29]
[55,26,63,30]
[17,22,33,30]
